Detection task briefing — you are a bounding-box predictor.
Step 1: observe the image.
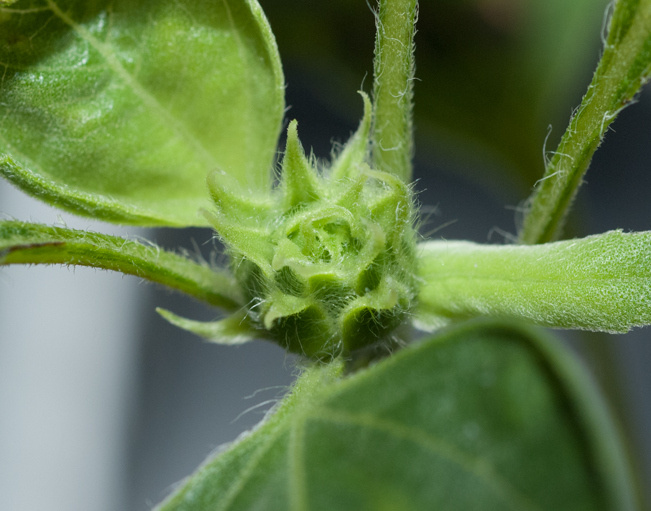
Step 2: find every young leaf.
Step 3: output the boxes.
[0,220,241,309]
[0,0,284,226]
[156,320,636,511]
[520,0,651,243]
[416,230,651,333]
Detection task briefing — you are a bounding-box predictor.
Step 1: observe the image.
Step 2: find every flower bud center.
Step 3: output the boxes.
[206,114,418,359]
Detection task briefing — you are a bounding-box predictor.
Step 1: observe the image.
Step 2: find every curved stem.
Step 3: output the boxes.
[0,220,242,309]
[519,0,651,244]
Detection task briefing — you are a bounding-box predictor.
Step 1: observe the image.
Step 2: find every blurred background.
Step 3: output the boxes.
[1,0,651,509]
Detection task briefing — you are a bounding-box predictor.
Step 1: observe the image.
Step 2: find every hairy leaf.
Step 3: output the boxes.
[0,0,284,226]
[156,321,636,511]
[417,230,651,333]
[0,220,241,308]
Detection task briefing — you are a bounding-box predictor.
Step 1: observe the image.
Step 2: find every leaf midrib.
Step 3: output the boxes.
[45,0,219,169]
[218,386,541,511]
[310,407,541,511]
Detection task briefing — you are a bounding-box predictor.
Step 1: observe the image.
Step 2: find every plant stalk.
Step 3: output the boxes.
[371,0,418,183]
[519,0,651,244]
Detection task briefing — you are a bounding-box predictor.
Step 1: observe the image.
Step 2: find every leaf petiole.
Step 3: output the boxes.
[519,0,651,244]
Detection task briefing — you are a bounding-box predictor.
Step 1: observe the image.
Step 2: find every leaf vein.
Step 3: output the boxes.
[44,0,219,169]
[313,408,541,511]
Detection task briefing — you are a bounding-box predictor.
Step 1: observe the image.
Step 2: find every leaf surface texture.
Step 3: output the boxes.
[0,0,284,226]
[158,321,636,511]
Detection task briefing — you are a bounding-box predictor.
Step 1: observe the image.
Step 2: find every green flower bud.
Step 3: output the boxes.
[207,96,418,359]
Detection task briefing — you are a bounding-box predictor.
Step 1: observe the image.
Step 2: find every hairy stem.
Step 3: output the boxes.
[0,221,242,309]
[520,0,651,244]
[371,0,418,183]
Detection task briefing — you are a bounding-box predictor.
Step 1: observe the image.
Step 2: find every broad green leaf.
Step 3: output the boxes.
[416,231,651,333]
[0,0,284,226]
[520,0,651,243]
[0,220,242,308]
[156,320,636,511]
[371,0,417,183]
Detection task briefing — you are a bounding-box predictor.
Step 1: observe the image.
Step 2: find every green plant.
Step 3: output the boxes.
[1,0,650,509]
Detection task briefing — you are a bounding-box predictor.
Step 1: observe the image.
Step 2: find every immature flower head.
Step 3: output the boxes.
[206,95,419,359]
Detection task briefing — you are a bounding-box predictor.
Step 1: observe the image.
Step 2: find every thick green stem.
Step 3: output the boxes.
[371,0,418,183]
[520,0,651,244]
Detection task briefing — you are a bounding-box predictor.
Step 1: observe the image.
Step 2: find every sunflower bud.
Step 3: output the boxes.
[207,96,418,359]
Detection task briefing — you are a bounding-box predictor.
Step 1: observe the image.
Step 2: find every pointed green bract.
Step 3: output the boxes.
[520,0,651,243]
[282,121,321,208]
[207,170,275,223]
[0,220,242,309]
[204,209,275,272]
[330,92,372,181]
[417,231,651,333]
[156,309,257,345]
[156,321,637,511]
[0,0,284,226]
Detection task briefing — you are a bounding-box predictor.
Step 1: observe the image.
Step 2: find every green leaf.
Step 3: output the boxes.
[371,0,417,183]
[0,220,242,309]
[156,320,636,511]
[416,230,651,333]
[0,0,284,226]
[520,0,651,243]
